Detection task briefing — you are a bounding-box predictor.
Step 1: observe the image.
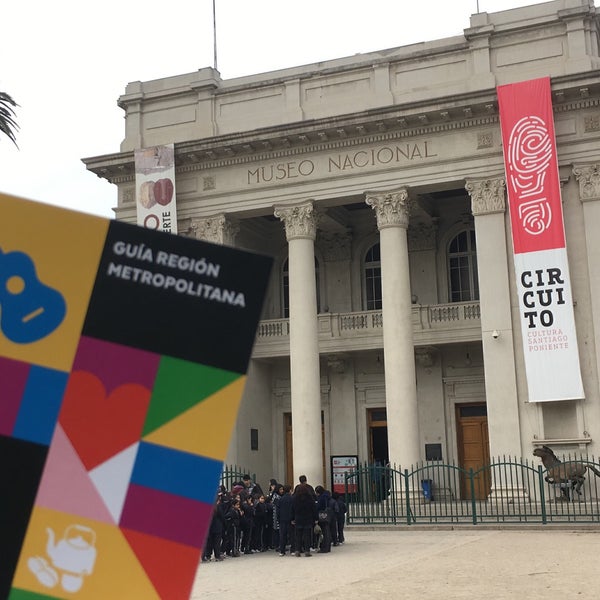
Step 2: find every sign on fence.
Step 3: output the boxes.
[331,455,358,494]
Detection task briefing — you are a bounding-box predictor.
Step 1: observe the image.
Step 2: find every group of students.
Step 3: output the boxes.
[202,474,347,562]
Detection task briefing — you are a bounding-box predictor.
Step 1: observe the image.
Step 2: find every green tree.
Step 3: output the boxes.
[0,92,19,147]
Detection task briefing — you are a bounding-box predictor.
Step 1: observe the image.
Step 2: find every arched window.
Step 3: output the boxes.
[364,243,382,310]
[282,257,320,317]
[448,229,479,302]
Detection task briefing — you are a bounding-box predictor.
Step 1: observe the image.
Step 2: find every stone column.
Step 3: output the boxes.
[366,189,420,469]
[466,177,522,462]
[188,213,240,246]
[274,201,323,486]
[573,163,600,437]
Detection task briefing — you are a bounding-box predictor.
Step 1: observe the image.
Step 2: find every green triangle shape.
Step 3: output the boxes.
[142,356,241,436]
[9,589,58,600]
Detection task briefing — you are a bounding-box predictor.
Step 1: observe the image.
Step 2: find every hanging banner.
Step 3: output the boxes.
[497,77,583,402]
[0,193,272,599]
[135,144,178,233]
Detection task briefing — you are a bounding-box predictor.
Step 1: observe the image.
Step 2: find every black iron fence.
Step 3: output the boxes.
[344,456,600,525]
[220,464,256,491]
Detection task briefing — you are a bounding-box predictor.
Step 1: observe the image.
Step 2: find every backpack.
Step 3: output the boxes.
[328,497,339,514]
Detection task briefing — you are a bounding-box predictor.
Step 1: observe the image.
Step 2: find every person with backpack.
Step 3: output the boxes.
[314,486,334,553]
[331,491,347,545]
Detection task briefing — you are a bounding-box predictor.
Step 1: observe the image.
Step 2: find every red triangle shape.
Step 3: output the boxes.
[121,527,201,600]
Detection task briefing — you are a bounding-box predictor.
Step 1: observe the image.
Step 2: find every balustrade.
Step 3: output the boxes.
[253,302,481,357]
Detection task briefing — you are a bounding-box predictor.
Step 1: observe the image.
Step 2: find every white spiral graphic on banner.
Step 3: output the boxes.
[507,115,553,235]
[518,198,552,235]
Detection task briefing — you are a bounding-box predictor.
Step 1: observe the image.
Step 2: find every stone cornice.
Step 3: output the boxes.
[84,112,499,185]
[83,81,600,185]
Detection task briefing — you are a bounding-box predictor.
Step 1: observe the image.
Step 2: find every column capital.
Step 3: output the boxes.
[318,230,352,261]
[365,188,411,230]
[189,214,240,246]
[465,177,506,216]
[408,222,437,252]
[326,353,348,374]
[573,163,600,202]
[274,201,319,241]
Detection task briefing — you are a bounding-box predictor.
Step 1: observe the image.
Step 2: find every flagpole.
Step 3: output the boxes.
[213,0,218,71]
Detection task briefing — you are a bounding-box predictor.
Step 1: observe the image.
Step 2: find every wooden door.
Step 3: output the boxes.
[284,412,326,487]
[456,404,490,500]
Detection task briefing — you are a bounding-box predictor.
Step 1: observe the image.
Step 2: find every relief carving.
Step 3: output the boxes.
[190,213,240,246]
[274,201,319,241]
[465,177,506,216]
[573,163,600,202]
[365,188,412,230]
[121,187,135,204]
[408,223,437,252]
[584,115,600,132]
[477,132,494,149]
[326,354,347,374]
[318,230,352,261]
[203,176,216,191]
[415,346,436,368]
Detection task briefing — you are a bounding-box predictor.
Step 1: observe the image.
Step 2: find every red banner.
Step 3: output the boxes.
[498,77,583,402]
[498,77,565,254]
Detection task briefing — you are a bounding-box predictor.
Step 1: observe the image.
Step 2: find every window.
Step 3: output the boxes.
[364,243,382,310]
[448,229,479,302]
[282,257,320,317]
[250,428,259,451]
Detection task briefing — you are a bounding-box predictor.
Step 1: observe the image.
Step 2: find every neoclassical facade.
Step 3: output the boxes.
[84,0,600,493]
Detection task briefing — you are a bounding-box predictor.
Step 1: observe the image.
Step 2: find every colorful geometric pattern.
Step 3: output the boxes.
[0,194,272,599]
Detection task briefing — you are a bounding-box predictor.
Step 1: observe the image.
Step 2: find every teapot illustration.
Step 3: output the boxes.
[44,524,97,592]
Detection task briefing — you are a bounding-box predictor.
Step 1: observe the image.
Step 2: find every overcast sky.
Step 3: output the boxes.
[2,0,556,218]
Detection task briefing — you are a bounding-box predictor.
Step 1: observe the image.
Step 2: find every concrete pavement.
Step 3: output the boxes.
[191,526,600,599]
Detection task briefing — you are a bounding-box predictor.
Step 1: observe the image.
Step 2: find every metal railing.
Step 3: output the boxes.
[220,464,256,491]
[344,456,600,525]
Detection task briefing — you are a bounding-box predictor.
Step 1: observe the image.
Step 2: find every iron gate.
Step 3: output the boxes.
[344,456,600,525]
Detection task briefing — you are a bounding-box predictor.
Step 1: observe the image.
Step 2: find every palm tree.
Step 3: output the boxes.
[0,92,19,147]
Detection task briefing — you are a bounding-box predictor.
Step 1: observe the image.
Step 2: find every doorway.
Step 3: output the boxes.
[368,408,388,466]
[456,403,490,500]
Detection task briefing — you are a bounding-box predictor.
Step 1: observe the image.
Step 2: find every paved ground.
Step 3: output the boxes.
[191,526,600,599]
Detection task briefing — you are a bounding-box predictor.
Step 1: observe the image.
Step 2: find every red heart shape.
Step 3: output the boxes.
[59,371,151,470]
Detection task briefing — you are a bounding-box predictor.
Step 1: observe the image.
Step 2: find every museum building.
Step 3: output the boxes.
[84,0,600,495]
